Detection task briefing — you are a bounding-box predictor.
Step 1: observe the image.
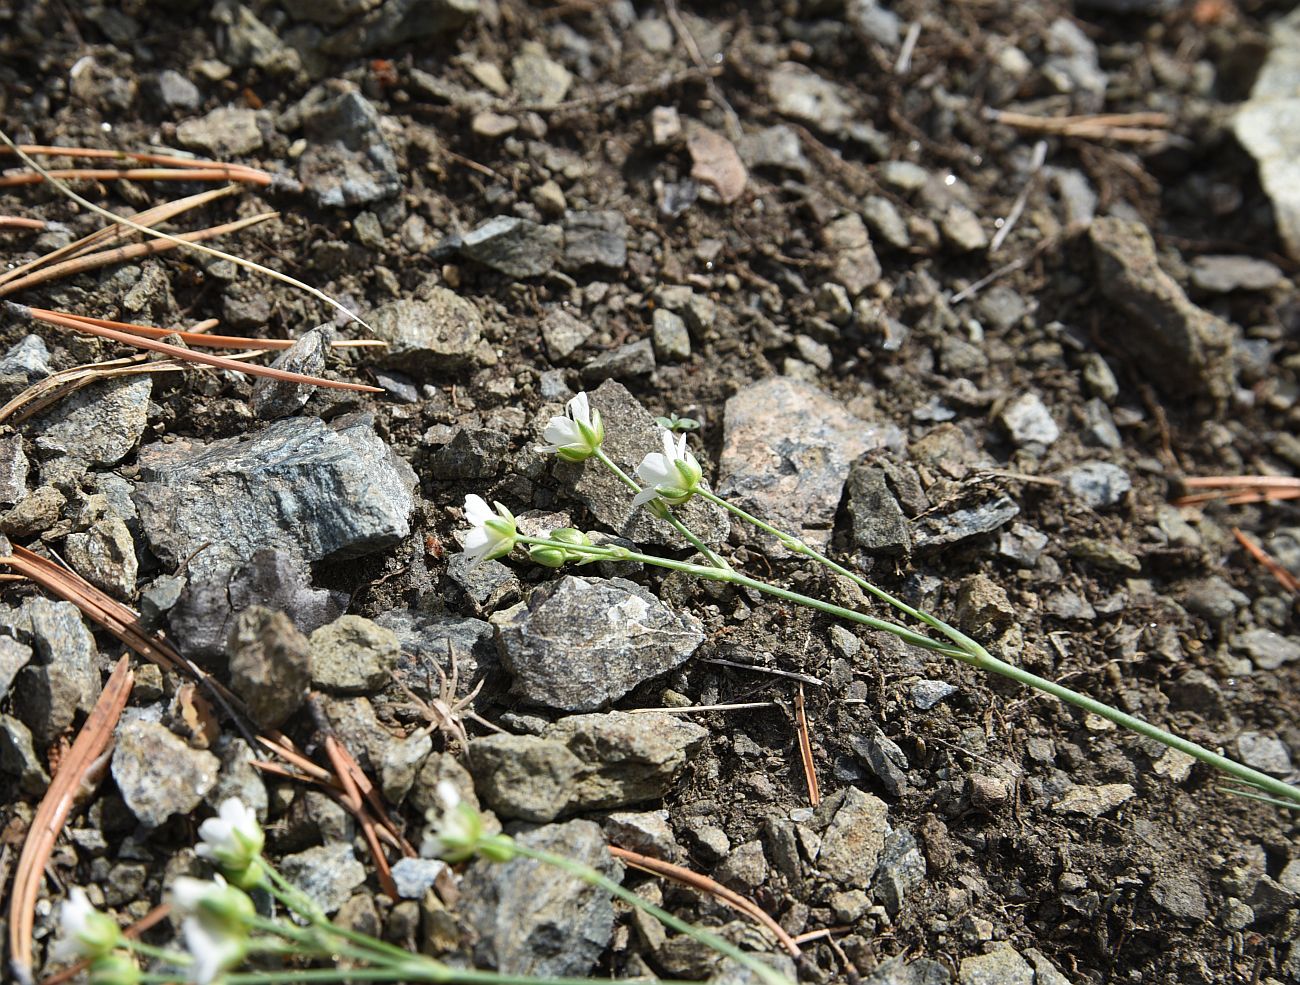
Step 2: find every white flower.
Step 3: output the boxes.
[633,430,703,507]
[195,798,264,885]
[181,916,245,985]
[539,392,604,462]
[171,876,253,985]
[460,495,517,568]
[420,780,481,863]
[50,887,121,963]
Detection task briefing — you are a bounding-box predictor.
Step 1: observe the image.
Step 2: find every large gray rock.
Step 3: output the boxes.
[297,87,400,206]
[1089,217,1234,402]
[959,946,1035,985]
[1233,8,1300,263]
[561,380,729,549]
[31,377,151,467]
[112,720,220,827]
[494,576,704,712]
[718,378,902,550]
[459,820,620,977]
[369,289,484,374]
[134,414,415,580]
[469,711,707,822]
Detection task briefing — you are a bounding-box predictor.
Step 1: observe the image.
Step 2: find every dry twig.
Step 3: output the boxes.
[1172,475,1300,507]
[0,144,273,185]
[1232,527,1300,595]
[794,684,820,807]
[984,108,1172,144]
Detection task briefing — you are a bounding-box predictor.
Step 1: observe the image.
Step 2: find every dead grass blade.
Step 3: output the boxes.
[1232,527,1300,595]
[0,185,239,293]
[0,212,277,299]
[794,684,820,808]
[1173,475,1300,507]
[7,303,382,393]
[1,144,273,184]
[0,131,368,330]
[24,307,386,352]
[985,108,1172,144]
[9,655,133,985]
[0,354,189,427]
[608,845,802,958]
[323,736,401,900]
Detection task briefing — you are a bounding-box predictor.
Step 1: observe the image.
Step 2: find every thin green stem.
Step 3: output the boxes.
[694,489,1300,808]
[516,535,969,659]
[245,914,393,968]
[123,938,190,965]
[509,843,791,985]
[593,448,729,569]
[261,867,428,968]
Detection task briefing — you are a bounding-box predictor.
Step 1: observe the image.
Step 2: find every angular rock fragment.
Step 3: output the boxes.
[369,290,484,374]
[135,414,415,579]
[494,576,704,712]
[1089,217,1234,402]
[719,377,901,550]
[459,820,620,977]
[469,711,707,821]
[112,720,220,827]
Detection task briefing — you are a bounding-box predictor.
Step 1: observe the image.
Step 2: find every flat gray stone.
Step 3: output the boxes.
[1190,255,1284,293]
[280,844,367,915]
[460,216,563,278]
[1000,392,1059,447]
[1059,461,1131,508]
[64,515,136,599]
[562,211,628,271]
[959,946,1034,985]
[369,290,484,374]
[177,106,264,157]
[390,857,449,899]
[580,338,656,384]
[0,433,29,505]
[769,62,853,133]
[494,575,704,712]
[11,598,100,745]
[469,711,707,822]
[310,615,400,694]
[0,714,48,794]
[112,720,220,827]
[134,414,415,579]
[1232,629,1300,670]
[511,42,572,107]
[718,377,901,550]
[1237,731,1293,776]
[459,820,619,977]
[1052,782,1135,817]
[31,377,151,467]
[1090,217,1235,401]
[541,307,593,362]
[817,787,891,889]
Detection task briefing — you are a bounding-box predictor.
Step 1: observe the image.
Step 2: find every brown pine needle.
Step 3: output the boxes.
[1232,527,1300,595]
[1172,475,1300,507]
[608,845,802,957]
[795,684,820,807]
[7,303,382,393]
[0,212,277,299]
[0,185,239,292]
[9,655,133,985]
[1,144,273,184]
[0,216,46,230]
[25,307,386,352]
[0,131,367,330]
[985,108,1172,144]
[0,168,271,188]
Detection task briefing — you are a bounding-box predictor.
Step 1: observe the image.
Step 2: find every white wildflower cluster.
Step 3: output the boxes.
[455,391,704,569]
[51,798,266,985]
